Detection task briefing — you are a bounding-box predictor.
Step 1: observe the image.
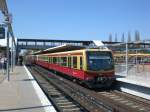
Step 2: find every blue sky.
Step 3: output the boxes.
[7,0,150,41]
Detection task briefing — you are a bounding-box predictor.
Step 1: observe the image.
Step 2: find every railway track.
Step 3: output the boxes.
[98,91,150,112]
[28,65,150,112]
[28,66,88,112]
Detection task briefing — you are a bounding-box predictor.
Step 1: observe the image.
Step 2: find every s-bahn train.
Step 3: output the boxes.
[27,45,115,88]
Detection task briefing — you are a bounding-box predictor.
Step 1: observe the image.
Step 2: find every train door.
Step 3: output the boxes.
[72,56,77,69]
[76,56,83,70]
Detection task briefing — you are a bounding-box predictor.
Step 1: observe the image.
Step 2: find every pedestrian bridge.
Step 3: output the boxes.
[17,38,94,50]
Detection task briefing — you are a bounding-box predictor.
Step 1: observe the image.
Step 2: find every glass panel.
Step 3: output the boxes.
[68,57,71,68]
[53,57,57,64]
[60,57,67,66]
[73,57,77,68]
[87,51,114,71]
[49,57,51,63]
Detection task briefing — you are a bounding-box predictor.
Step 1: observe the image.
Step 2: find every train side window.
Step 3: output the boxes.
[73,56,77,68]
[63,57,67,66]
[42,56,43,61]
[59,57,61,65]
[49,57,51,63]
[51,57,53,64]
[57,57,59,64]
[47,56,49,62]
[57,57,61,65]
[53,57,57,64]
[80,57,83,70]
[45,56,47,62]
[56,57,58,64]
[43,56,45,61]
[60,57,67,66]
[46,56,48,62]
[44,56,45,61]
[41,56,43,61]
[43,56,46,61]
[59,57,62,65]
[68,57,71,68]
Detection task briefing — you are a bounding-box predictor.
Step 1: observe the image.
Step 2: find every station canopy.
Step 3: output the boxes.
[32,44,86,55]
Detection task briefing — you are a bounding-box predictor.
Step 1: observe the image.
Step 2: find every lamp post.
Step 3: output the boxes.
[4,14,12,81]
[11,36,13,72]
[6,28,10,81]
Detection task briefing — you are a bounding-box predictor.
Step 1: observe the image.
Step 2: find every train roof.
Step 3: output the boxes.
[33,44,85,55]
[32,44,109,55]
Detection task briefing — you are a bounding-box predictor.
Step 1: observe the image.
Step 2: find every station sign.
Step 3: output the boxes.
[0,27,5,39]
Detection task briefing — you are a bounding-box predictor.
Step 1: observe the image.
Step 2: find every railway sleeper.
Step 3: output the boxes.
[29,66,88,112]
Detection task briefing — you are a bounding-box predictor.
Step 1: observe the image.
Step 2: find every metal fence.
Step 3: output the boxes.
[114,50,150,81]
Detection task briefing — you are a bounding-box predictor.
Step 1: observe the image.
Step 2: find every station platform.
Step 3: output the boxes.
[115,64,150,99]
[116,64,150,88]
[0,66,56,112]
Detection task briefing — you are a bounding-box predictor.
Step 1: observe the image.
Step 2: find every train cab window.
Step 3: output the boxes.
[73,57,77,68]
[87,51,114,71]
[80,57,83,70]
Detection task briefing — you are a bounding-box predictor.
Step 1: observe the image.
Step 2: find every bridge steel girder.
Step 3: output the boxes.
[17,38,94,50]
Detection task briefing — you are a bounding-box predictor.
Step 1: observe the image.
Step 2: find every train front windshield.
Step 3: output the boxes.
[87,51,114,71]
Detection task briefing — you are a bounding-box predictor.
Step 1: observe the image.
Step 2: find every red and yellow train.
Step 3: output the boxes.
[27,45,115,88]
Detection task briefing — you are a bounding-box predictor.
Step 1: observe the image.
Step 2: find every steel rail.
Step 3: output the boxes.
[28,66,90,112]
[29,64,150,112]
[29,65,112,112]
